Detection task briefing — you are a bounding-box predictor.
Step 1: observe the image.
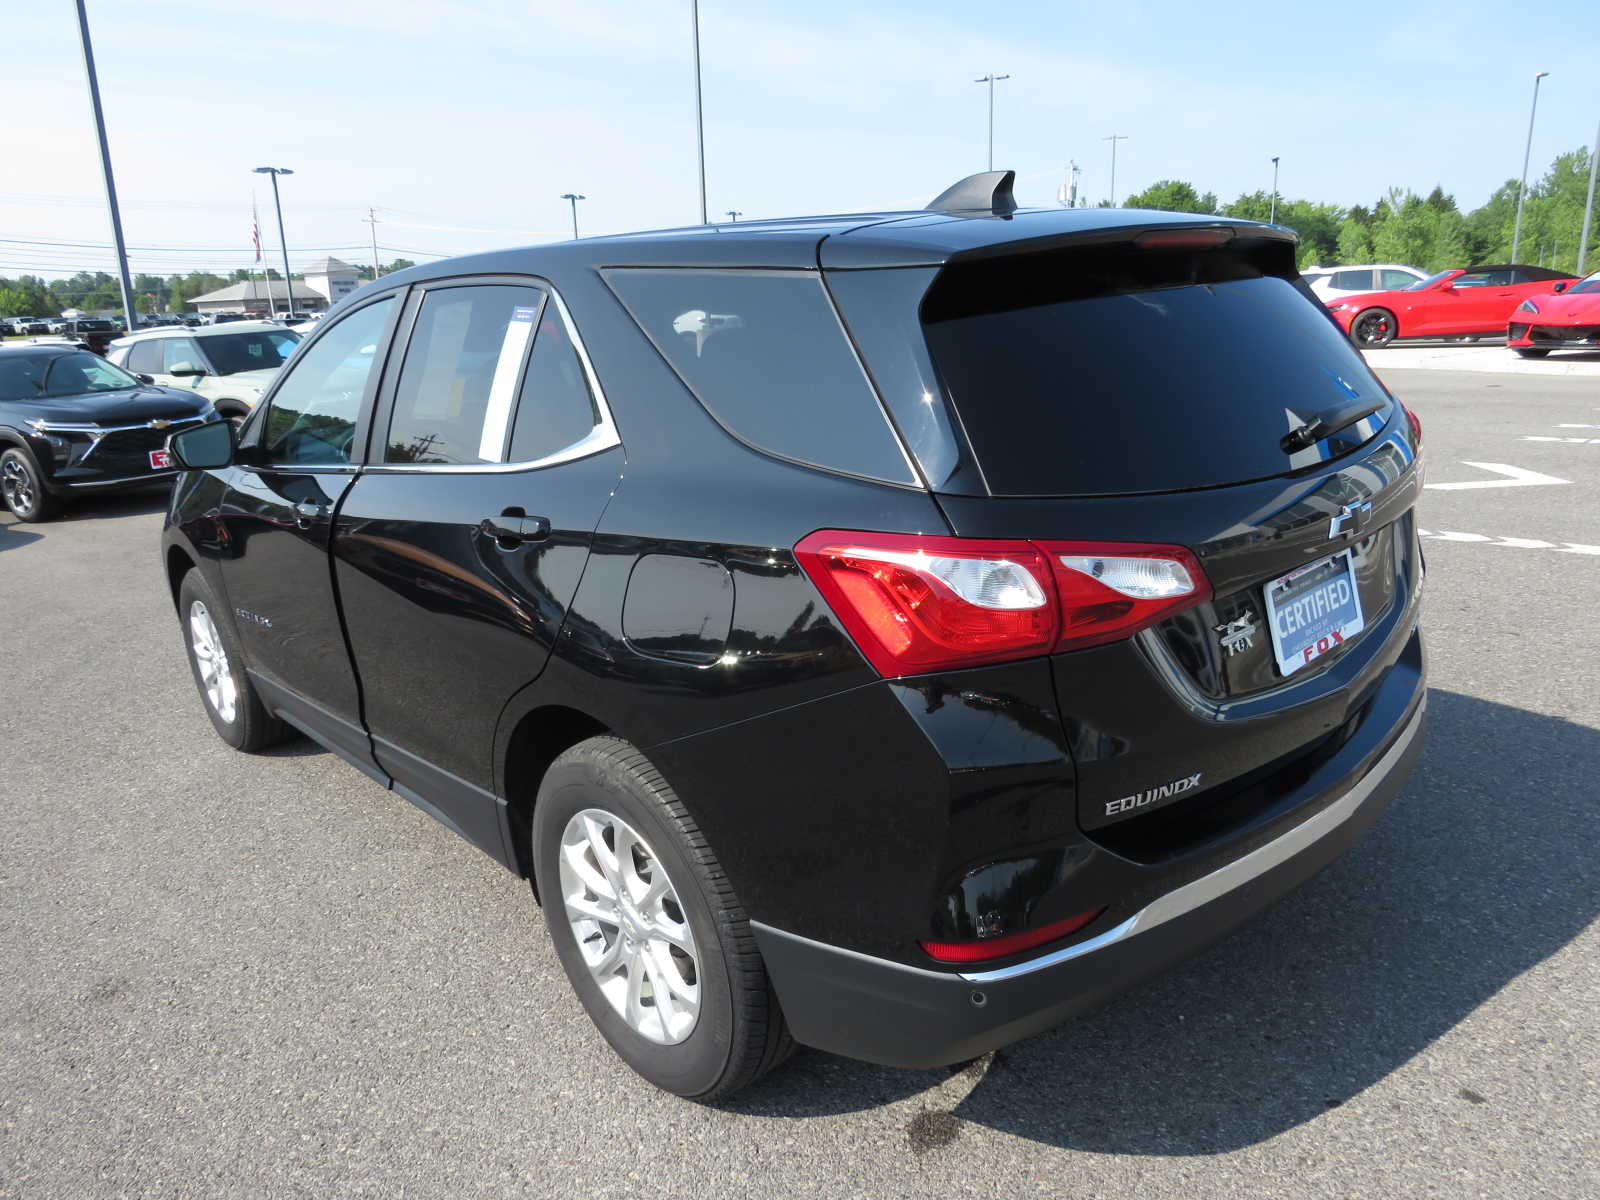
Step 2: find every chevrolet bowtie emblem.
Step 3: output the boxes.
[1328,500,1372,539]
[147,419,172,430]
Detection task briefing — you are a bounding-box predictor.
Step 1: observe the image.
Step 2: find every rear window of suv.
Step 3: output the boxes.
[919,246,1394,497]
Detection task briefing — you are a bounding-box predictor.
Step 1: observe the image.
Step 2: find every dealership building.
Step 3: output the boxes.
[185,257,364,317]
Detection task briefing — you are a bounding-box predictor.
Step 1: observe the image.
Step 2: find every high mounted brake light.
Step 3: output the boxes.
[1133,228,1234,250]
[795,531,1211,677]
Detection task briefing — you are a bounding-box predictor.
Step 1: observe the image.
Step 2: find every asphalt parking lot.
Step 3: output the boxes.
[2,365,1597,1199]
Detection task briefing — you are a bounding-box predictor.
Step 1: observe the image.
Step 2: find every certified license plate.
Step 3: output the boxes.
[149,449,173,470]
[1263,550,1365,677]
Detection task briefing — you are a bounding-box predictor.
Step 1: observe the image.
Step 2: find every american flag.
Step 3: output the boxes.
[251,198,263,263]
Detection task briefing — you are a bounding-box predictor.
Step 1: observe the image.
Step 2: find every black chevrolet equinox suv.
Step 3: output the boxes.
[162,172,1426,1100]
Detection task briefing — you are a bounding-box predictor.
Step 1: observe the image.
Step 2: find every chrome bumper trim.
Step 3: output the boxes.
[959,694,1427,984]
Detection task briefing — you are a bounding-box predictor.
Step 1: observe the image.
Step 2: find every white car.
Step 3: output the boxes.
[1301,264,1429,301]
[104,321,301,423]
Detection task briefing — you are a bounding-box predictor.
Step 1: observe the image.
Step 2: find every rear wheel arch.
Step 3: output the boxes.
[500,704,611,882]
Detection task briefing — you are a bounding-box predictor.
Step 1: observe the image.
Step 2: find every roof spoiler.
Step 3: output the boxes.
[926,170,1017,215]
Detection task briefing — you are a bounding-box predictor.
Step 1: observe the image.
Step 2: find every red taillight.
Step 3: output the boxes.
[1037,540,1212,654]
[1403,404,1422,444]
[920,908,1106,963]
[795,531,1211,677]
[793,531,1057,677]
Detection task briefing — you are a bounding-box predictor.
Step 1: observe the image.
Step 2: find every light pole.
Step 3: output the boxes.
[1578,116,1598,274]
[691,0,707,224]
[253,167,294,318]
[1103,133,1128,206]
[725,210,741,222]
[73,0,136,332]
[974,74,1010,171]
[1511,71,1549,264]
[562,193,585,240]
[1270,156,1280,223]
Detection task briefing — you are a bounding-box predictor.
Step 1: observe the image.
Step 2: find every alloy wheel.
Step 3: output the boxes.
[1,457,36,516]
[1354,311,1393,346]
[558,808,700,1045]
[188,599,238,723]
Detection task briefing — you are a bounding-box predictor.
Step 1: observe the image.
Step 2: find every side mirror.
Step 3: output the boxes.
[169,420,236,470]
[1436,283,1454,293]
[1553,281,1568,293]
[136,373,154,385]
[168,361,206,377]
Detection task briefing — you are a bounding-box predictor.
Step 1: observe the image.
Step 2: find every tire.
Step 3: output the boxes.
[1,447,61,522]
[533,736,795,1101]
[1350,308,1397,348]
[176,569,291,751]
[1514,347,1550,359]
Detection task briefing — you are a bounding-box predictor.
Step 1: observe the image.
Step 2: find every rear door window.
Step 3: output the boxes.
[1380,269,1417,289]
[507,297,602,463]
[161,338,204,372]
[383,284,543,465]
[126,339,163,374]
[919,249,1394,497]
[1331,269,1375,291]
[605,269,915,484]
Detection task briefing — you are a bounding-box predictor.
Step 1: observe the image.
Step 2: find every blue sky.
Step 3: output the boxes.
[3,0,1596,280]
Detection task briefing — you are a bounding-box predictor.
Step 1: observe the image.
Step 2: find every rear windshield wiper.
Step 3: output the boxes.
[1281,399,1387,454]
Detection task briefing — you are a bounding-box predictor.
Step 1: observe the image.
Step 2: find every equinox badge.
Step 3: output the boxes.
[1106,772,1203,817]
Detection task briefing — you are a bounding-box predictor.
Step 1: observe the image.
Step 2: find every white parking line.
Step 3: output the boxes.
[1419,528,1600,556]
[1524,435,1600,444]
[1424,462,1568,490]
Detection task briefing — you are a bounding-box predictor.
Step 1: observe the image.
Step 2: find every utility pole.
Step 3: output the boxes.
[364,207,381,280]
[254,167,295,317]
[1579,116,1598,274]
[73,0,136,331]
[1270,156,1281,223]
[974,74,1010,171]
[691,0,707,224]
[562,193,585,240]
[1103,134,1128,206]
[1511,71,1549,263]
[725,210,741,222]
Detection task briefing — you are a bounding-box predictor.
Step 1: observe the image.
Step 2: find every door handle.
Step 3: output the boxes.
[292,499,326,528]
[481,513,551,548]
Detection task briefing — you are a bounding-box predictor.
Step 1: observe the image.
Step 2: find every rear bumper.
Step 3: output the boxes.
[755,681,1426,1069]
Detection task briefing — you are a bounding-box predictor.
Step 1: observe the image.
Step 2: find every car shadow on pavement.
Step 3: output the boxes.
[723,689,1599,1154]
[62,491,171,520]
[0,522,44,551]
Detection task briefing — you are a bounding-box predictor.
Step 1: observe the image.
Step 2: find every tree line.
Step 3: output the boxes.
[1122,145,1595,274]
[0,259,416,318]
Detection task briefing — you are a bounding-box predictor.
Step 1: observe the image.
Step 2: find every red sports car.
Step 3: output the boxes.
[1507,270,1600,357]
[1324,264,1578,348]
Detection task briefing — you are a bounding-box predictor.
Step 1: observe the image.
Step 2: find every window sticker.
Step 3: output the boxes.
[477,304,540,461]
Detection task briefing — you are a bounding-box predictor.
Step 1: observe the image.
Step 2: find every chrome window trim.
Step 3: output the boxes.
[958,695,1427,985]
[364,282,620,475]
